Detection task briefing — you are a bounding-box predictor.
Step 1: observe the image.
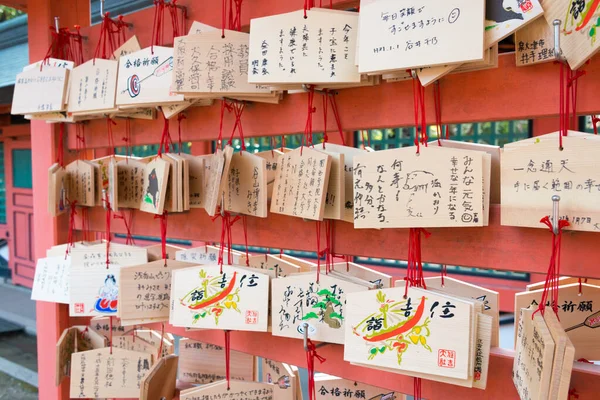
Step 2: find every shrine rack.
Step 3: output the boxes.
[29,0,600,399]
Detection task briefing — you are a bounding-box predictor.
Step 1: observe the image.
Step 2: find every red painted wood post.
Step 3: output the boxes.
[28,0,89,398]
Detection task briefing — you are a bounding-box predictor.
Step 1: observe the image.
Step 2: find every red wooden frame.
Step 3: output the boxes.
[29,1,600,399]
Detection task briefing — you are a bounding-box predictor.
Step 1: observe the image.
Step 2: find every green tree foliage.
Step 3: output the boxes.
[0,6,24,23]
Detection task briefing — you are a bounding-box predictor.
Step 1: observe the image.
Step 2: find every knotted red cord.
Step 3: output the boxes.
[433,81,447,145]
[122,118,132,159]
[567,68,586,132]
[306,339,326,400]
[168,0,181,41]
[177,113,186,154]
[324,220,334,274]
[228,0,244,32]
[103,195,113,269]
[221,0,227,38]
[70,25,84,65]
[93,14,116,63]
[322,90,329,148]
[75,122,87,160]
[107,118,117,157]
[154,211,168,265]
[404,227,430,400]
[440,264,448,286]
[211,212,240,271]
[56,123,65,167]
[315,221,326,283]
[304,0,314,18]
[224,330,231,389]
[227,102,246,152]
[151,0,166,54]
[302,86,317,154]
[330,94,346,146]
[242,216,250,266]
[157,114,172,157]
[533,216,570,317]
[65,200,78,259]
[114,211,135,245]
[42,26,72,69]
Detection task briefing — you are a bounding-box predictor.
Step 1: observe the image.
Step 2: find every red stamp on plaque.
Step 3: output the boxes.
[518,0,534,12]
[245,310,258,324]
[74,303,85,314]
[438,349,456,368]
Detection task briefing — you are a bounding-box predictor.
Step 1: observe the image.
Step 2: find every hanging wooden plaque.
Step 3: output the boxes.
[70,347,153,398]
[69,243,148,317]
[92,156,120,210]
[239,254,301,277]
[65,160,96,207]
[31,256,70,304]
[48,164,68,216]
[332,262,393,288]
[90,315,128,337]
[12,65,69,114]
[55,327,77,385]
[353,146,484,228]
[527,276,600,291]
[515,283,600,360]
[179,153,205,208]
[513,307,555,400]
[313,375,406,400]
[501,132,600,232]
[139,156,170,215]
[271,272,366,344]
[118,259,193,323]
[180,380,274,400]
[178,338,255,384]
[203,146,234,216]
[113,35,142,61]
[116,157,146,209]
[172,30,272,96]
[176,245,244,265]
[170,265,270,331]
[541,0,600,69]
[188,21,219,35]
[515,16,556,66]
[112,335,163,358]
[358,0,485,73]
[271,147,332,221]
[248,9,360,84]
[278,253,318,272]
[67,58,118,114]
[345,287,472,379]
[255,149,284,201]
[419,276,500,347]
[318,148,345,220]
[224,152,268,217]
[485,0,544,48]
[261,359,297,400]
[543,310,575,400]
[116,46,185,106]
[140,354,178,400]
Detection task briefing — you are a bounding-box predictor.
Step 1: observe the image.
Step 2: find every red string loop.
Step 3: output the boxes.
[433,81,447,145]
[154,211,168,265]
[114,211,135,246]
[66,200,78,258]
[177,113,186,154]
[157,113,172,157]
[329,94,346,146]
[302,86,317,154]
[103,194,113,269]
[106,118,117,157]
[242,216,250,266]
[224,330,231,389]
[306,338,326,400]
[56,123,65,167]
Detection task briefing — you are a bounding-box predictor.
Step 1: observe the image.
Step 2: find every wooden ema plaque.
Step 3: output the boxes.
[69,347,153,398]
[485,0,544,48]
[203,146,234,217]
[527,276,600,291]
[271,147,332,221]
[261,359,297,400]
[179,153,205,208]
[172,29,272,96]
[239,254,301,277]
[90,315,128,337]
[113,35,141,61]
[170,265,270,331]
[419,276,500,347]
[139,156,170,215]
[331,262,393,288]
[65,160,96,207]
[180,380,274,400]
[188,21,219,35]
[502,132,600,232]
[116,46,185,106]
[358,0,485,73]
[69,243,148,317]
[541,0,600,69]
[353,146,484,228]
[31,256,70,304]
[313,375,407,400]
[118,259,193,324]
[255,149,284,202]
[513,307,555,400]
[271,272,366,345]
[544,310,576,400]
[91,156,119,210]
[67,58,118,114]
[48,164,67,217]
[140,354,178,400]
[116,157,146,209]
[515,283,600,360]
[515,16,556,66]
[11,65,69,114]
[146,243,185,262]
[248,9,360,85]
[55,326,108,385]
[223,152,268,217]
[176,245,244,265]
[344,287,472,380]
[178,339,255,384]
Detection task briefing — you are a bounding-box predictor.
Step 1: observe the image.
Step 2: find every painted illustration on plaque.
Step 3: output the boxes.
[266,372,291,389]
[180,269,247,325]
[124,56,173,98]
[94,274,119,314]
[563,0,600,44]
[352,291,432,365]
[299,285,346,330]
[145,168,160,209]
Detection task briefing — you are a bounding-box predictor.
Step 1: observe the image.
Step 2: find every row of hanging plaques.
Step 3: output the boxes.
[46,130,600,232]
[11,1,600,121]
[34,237,600,398]
[57,314,410,400]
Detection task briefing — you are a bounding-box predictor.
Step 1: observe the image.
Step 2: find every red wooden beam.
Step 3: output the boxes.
[77,205,600,280]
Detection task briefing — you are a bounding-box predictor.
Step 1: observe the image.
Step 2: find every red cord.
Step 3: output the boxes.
[65,200,78,259]
[154,211,168,265]
[106,118,117,157]
[242,216,250,266]
[56,123,65,167]
[177,113,186,154]
[322,90,329,148]
[224,330,231,389]
[104,195,113,269]
[306,339,326,400]
[330,94,346,145]
[434,81,446,145]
